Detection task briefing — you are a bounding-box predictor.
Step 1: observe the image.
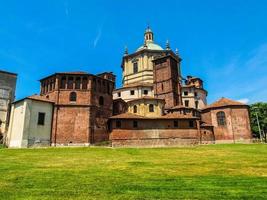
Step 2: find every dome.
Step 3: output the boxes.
[136,42,163,52]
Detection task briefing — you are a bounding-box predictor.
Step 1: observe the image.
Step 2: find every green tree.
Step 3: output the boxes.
[249,102,267,141]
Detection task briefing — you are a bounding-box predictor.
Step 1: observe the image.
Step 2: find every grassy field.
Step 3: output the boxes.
[0,144,267,200]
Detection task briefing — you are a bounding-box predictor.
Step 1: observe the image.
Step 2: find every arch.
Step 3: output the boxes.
[217,111,226,126]
[99,96,104,106]
[149,104,154,112]
[69,92,77,102]
[133,105,137,113]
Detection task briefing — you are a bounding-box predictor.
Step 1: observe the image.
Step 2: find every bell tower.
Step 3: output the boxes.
[153,52,182,109]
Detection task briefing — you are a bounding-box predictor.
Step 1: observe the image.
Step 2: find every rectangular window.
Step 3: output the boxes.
[133,62,138,74]
[195,101,199,109]
[184,91,188,96]
[189,120,194,128]
[116,120,121,128]
[37,112,45,125]
[194,92,198,97]
[143,90,148,95]
[130,90,135,95]
[118,92,121,97]
[60,77,66,89]
[133,121,138,128]
[75,77,81,89]
[174,120,178,127]
[185,100,189,107]
[82,77,88,90]
[67,77,74,89]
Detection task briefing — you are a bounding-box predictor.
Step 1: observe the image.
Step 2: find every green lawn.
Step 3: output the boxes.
[0,144,267,200]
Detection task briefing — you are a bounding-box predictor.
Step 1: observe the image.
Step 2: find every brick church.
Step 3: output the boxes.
[6,27,252,148]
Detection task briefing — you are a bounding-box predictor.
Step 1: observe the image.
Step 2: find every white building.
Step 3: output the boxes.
[181,76,207,109]
[6,95,53,148]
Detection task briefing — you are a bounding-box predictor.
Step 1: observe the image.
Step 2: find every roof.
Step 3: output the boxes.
[13,95,55,104]
[114,83,153,91]
[0,70,17,76]
[110,112,198,120]
[127,97,165,103]
[136,42,163,52]
[202,97,247,110]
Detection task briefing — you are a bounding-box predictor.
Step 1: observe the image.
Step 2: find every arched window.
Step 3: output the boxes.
[69,92,77,102]
[99,96,104,106]
[217,111,226,126]
[149,104,154,112]
[133,105,137,113]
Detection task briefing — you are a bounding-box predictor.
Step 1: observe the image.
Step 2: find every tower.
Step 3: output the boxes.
[153,52,182,109]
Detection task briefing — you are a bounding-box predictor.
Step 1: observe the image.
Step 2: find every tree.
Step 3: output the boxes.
[249,102,267,142]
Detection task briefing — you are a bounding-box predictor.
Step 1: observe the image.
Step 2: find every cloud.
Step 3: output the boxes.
[93,27,103,48]
[64,1,69,17]
[207,43,267,104]
[237,98,249,104]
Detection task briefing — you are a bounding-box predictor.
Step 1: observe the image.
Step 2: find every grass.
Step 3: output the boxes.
[0,144,267,199]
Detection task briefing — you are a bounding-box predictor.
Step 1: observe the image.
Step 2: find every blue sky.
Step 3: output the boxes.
[0,0,267,104]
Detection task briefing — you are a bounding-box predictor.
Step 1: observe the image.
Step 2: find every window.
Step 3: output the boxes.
[82,77,88,90]
[99,96,104,106]
[133,62,138,74]
[67,77,74,89]
[184,91,188,96]
[149,104,154,112]
[194,92,198,97]
[60,76,66,89]
[133,105,137,113]
[189,120,194,128]
[75,77,81,89]
[117,92,121,97]
[174,120,178,127]
[161,83,164,91]
[217,111,226,126]
[37,112,45,125]
[143,90,148,95]
[130,90,135,95]
[69,92,77,102]
[133,121,138,128]
[116,120,121,128]
[185,100,189,107]
[195,101,199,109]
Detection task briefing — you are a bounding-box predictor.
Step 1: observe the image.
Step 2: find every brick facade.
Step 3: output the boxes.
[201,100,252,143]
[153,53,182,109]
[39,72,115,146]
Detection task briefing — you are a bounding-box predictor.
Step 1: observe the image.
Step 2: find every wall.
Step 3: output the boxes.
[26,100,53,147]
[113,86,154,102]
[123,51,164,85]
[182,87,207,109]
[6,101,26,147]
[127,99,164,117]
[201,106,252,143]
[110,118,199,147]
[0,72,17,135]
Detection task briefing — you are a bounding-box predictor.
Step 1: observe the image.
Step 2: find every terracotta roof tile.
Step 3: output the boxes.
[202,97,246,110]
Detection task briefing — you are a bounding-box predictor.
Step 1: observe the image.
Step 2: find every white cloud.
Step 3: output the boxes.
[93,27,102,48]
[237,98,249,104]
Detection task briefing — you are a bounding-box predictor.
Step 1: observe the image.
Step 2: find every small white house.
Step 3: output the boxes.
[6,95,54,148]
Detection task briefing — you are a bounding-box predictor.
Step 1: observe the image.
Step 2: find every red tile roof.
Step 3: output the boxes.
[202,97,246,110]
